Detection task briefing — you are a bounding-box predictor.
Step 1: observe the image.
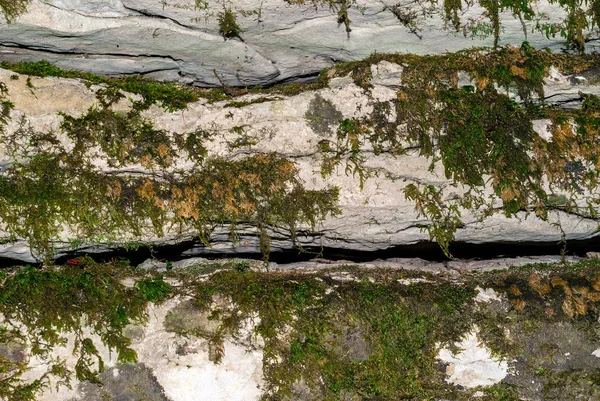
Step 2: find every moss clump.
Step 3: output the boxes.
[217,8,242,39]
[0,259,156,400]
[182,268,476,400]
[473,260,600,400]
[58,89,176,169]
[61,111,174,169]
[403,184,465,258]
[135,275,172,303]
[318,43,600,257]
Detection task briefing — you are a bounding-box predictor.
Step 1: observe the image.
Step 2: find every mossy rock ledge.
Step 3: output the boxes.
[1,258,600,400]
[2,45,600,262]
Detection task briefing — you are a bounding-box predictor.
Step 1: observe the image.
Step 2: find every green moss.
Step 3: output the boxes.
[2,258,600,400]
[3,45,600,261]
[181,259,600,400]
[0,259,153,399]
[403,184,465,259]
[173,129,210,163]
[0,150,339,261]
[0,0,30,23]
[0,83,14,133]
[0,58,331,107]
[135,276,172,303]
[227,130,259,150]
[217,8,241,39]
[317,44,600,257]
[0,60,199,112]
[60,108,174,169]
[181,268,477,400]
[0,92,340,262]
[319,118,372,189]
[327,44,599,90]
[483,384,524,401]
[224,96,280,108]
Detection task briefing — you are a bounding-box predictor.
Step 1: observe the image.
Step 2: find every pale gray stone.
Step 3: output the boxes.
[0,0,592,87]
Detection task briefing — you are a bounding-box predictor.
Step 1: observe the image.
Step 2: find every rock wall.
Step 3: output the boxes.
[2,258,600,400]
[0,0,592,86]
[1,46,600,262]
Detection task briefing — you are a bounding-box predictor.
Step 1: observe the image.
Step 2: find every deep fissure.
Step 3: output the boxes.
[0,236,597,268]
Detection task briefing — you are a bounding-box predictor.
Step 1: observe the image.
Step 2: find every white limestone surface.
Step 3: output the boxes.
[438,330,509,388]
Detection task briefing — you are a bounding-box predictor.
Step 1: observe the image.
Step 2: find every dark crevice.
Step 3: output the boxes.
[1,235,598,268]
[0,42,185,64]
[56,236,600,264]
[121,4,200,31]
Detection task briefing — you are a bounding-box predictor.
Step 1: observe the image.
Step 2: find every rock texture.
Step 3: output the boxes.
[1,55,600,262]
[17,297,265,401]
[4,261,600,400]
[438,330,509,388]
[0,0,590,86]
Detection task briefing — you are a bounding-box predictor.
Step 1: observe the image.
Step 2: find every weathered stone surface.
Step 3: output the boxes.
[438,329,509,388]
[0,0,589,86]
[137,258,168,272]
[163,298,221,334]
[4,262,600,400]
[504,320,600,401]
[12,297,265,401]
[73,363,170,401]
[1,59,600,262]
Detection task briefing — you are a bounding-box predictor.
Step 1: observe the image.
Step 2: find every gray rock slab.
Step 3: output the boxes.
[0,0,591,86]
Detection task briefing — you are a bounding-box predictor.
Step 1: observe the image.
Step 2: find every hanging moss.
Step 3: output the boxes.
[0,91,340,262]
[0,259,162,400]
[0,0,30,23]
[2,45,599,260]
[319,44,600,257]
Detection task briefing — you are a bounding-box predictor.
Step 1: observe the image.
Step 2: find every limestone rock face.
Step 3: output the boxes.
[1,55,600,262]
[4,263,600,400]
[16,298,266,401]
[0,0,586,87]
